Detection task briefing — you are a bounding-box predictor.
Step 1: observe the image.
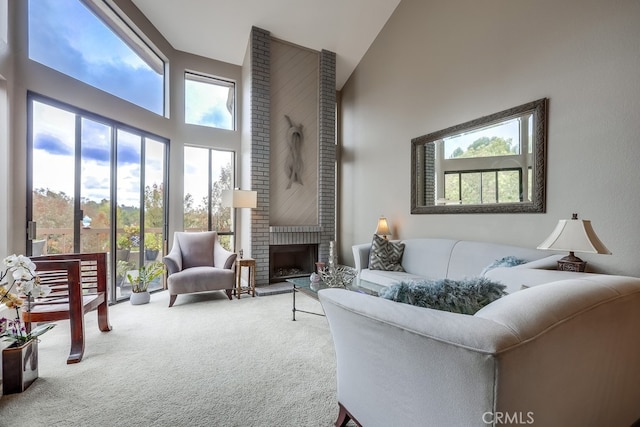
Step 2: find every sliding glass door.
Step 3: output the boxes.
[27,94,168,303]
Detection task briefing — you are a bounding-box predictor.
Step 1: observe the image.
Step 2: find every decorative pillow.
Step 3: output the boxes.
[369,234,405,272]
[480,256,527,276]
[379,277,506,315]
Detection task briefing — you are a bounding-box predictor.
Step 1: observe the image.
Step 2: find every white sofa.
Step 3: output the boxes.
[353,238,568,294]
[319,274,640,426]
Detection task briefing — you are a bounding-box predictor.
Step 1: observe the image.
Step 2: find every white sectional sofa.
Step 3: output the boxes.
[352,238,571,294]
[319,274,640,426]
[318,239,640,426]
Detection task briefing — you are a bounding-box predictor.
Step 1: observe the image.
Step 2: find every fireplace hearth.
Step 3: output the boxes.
[269,244,318,282]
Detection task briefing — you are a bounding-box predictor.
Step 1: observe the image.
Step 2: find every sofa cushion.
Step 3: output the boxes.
[514,254,563,270]
[369,235,405,272]
[484,267,594,293]
[360,268,424,287]
[379,277,507,315]
[447,241,547,280]
[400,238,457,279]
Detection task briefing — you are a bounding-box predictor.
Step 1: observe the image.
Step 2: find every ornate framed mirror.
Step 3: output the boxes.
[411,98,547,214]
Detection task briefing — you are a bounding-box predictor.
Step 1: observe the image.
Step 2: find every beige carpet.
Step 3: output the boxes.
[0,290,346,427]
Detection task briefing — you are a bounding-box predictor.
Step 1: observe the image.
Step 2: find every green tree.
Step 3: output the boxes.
[450,136,515,158]
[144,183,164,228]
[33,188,74,253]
[211,163,232,232]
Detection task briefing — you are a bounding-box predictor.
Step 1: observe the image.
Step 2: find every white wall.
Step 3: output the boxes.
[339,0,640,276]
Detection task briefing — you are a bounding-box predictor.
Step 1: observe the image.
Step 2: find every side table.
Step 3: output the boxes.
[235,258,256,299]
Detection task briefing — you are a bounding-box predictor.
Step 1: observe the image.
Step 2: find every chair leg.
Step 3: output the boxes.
[67,310,86,364]
[225,289,233,300]
[97,299,112,332]
[169,294,177,307]
[23,317,32,333]
[335,403,360,427]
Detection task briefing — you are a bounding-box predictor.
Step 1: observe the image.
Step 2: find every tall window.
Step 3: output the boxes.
[183,146,234,249]
[28,94,168,303]
[185,72,235,130]
[28,0,165,115]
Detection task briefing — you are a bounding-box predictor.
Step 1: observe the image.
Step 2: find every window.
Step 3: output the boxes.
[28,94,169,303]
[444,169,524,204]
[183,146,234,249]
[28,0,165,115]
[185,72,235,130]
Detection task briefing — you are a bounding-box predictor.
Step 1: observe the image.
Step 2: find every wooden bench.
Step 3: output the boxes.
[25,252,112,364]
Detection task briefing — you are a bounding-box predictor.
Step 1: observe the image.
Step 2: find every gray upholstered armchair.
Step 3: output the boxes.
[162,231,237,307]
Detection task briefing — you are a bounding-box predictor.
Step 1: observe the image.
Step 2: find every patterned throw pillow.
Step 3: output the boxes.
[480,256,526,276]
[369,234,405,272]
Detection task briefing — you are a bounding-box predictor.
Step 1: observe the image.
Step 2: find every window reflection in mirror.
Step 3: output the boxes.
[411,99,547,214]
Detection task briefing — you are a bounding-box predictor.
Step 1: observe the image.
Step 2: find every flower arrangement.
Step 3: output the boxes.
[0,255,55,346]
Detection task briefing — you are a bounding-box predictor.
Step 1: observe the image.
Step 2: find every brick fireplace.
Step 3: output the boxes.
[248,27,336,286]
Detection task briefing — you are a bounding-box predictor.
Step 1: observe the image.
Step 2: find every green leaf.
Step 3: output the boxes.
[29,323,56,338]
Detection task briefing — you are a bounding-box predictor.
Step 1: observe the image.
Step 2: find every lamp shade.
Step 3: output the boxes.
[537,216,611,255]
[375,216,391,237]
[221,189,257,209]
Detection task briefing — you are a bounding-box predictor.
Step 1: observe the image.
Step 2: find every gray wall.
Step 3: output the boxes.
[339,0,640,276]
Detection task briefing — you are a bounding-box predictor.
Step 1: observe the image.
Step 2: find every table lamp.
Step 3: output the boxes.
[537,213,611,272]
[375,216,392,240]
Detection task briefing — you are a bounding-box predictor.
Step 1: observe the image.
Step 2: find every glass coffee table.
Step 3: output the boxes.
[286,276,382,321]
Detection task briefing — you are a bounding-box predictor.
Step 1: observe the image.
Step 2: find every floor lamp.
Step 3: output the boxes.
[222,189,257,256]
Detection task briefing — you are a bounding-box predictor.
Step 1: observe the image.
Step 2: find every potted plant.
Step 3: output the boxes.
[0,254,56,394]
[144,233,162,261]
[116,224,140,263]
[126,261,164,305]
[116,234,132,263]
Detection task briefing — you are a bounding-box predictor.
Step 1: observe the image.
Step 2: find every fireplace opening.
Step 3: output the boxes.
[269,244,318,282]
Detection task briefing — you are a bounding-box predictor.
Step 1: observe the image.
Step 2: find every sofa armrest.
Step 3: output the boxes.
[318,288,517,427]
[352,243,372,272]
[163,244,182,276]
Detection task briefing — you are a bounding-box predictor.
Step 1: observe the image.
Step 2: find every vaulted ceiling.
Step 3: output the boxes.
[131,0,401,89]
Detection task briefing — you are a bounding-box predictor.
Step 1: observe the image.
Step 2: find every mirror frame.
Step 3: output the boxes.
[411,98,547,214]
